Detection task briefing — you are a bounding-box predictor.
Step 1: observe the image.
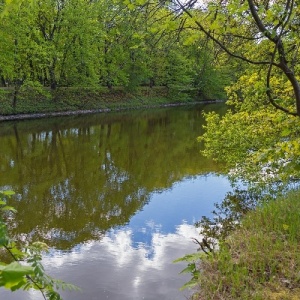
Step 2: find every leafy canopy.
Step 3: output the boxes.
[169,0,300,189]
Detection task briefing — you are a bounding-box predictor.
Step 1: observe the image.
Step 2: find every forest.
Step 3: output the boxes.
[0,0,235,113]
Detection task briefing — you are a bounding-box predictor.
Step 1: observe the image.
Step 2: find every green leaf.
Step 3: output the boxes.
[1,262,34,280]
[9,246,26,259]
[127,3,135,10]
[173,252,202,263]
[0,191,15,196]
[281,128,291,137]
[179,278,199,291]
[180,263,196,274]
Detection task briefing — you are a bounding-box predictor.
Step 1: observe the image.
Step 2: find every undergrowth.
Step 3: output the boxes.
[177,189,300,300]
[0,86,191,115]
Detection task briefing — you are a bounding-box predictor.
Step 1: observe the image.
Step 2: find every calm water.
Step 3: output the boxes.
[0,103,230,300]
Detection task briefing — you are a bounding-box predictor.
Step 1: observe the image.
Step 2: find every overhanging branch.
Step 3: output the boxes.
[174,0,280,67]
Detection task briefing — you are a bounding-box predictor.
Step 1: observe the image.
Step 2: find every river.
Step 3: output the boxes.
[0,103,231,299]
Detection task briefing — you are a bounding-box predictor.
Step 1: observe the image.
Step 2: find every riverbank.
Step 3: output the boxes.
[0,86,218,121]
[0,101,217,122]
[193,189,300,300]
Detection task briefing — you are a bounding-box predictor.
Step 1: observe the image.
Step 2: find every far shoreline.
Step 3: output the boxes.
[0,100,224,122]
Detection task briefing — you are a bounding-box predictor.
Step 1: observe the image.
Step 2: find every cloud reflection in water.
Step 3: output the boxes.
[0,174,231,300]
[28,223,200,300]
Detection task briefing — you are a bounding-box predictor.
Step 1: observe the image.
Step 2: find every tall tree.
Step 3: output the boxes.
[174,0,300,116]
[183,0,300,189]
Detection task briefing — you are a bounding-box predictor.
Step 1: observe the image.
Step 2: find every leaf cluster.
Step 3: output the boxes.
[199,104,300,192]
[0,190,79,299]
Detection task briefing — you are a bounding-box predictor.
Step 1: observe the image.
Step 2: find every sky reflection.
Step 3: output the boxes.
[0,174,231,300]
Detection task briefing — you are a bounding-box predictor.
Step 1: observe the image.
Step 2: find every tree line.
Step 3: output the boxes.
[0,0,232,101]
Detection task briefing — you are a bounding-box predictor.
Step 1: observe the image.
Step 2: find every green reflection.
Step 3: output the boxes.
[0,103,225,249]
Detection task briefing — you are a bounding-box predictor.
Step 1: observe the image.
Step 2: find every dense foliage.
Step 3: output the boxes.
[0,0,232,109]
[171,0,300,190]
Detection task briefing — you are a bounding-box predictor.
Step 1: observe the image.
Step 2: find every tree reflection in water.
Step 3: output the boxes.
[0,104,226,249]
[0,104,231,300]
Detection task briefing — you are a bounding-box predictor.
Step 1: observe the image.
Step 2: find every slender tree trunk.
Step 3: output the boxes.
[50,58,57,90]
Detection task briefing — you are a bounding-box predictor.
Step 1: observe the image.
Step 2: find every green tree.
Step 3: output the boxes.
[175,0,300,115]
[0,0,101,91]
[166,0,300,189]
[0,0,232,103]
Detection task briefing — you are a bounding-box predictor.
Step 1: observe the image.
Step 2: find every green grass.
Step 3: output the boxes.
[194,189,300,300]
[0,86,196,116]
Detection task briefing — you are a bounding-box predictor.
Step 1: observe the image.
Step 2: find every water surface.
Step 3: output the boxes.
[0,103,230,299]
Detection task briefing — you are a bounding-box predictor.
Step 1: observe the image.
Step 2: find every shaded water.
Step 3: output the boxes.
[0,103,230,299]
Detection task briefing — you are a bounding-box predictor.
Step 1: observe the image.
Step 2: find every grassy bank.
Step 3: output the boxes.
[0,86,196,117]
[193,189,300,300]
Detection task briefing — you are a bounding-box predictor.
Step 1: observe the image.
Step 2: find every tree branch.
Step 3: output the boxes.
[266,41,297,116]
[174,0,280,67]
